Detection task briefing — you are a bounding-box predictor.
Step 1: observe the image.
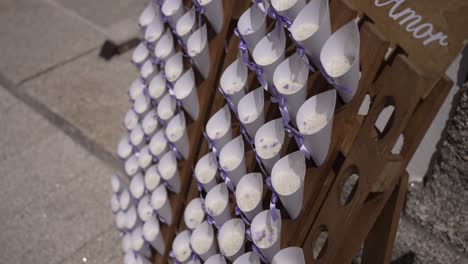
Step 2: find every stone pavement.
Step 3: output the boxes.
[0,0,146,263]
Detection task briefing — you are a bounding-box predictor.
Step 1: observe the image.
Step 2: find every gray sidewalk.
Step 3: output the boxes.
[0,0,147,263]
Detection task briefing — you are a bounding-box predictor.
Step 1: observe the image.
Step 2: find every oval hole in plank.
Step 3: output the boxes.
[373,97,396,139]
[340,172,359,206]
[313,225,329,260]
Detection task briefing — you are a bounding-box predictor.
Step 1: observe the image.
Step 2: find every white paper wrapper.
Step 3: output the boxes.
[187,259,202,264]
[157,93,177,123]
[271,0,306,22]
[205,183,231,226]
[139,2,157,29]
[125,154,140,177]
[166,112,190,159]
[129,78,145,101]
[187,25,210,79]
[173,230,193,263]
[142,109,160,137]
[237,4,267,52]
[272,247,305,264]
[115,210,127,230]
[271,151,305,219]
[158,151,181,193]
[132,42,150,67]
[130,124,146,149]
[273,53,308,122]
[140,59,158,82]
[119,188,134,211]
[151,185,173,224]
[252,22,286,86]
[145,164,161,191]
[205,254,227,264]
[138,145,153,170]
[219,136,246,186]
[233,252,261,264]
[130,172,146,200]
[134,93,152,117]
[191,221,217,260]
[124,108,139,131]
[174,68,200,120]
[289,0,331,67]
[122,232,133,253]
[198,0,224,33]
[238,87,265,141]
[220,57,248,108]
[143,215,165,255]
[218,218,246,261]
[137,194,154,222]
[320,20,360,103]
[194,152,218,192]
[165,51,184,83]
[149,130,168,159]
[206,105,232,151]
[145,16,165,45]
[131,226,151,254]
[155,28,175,61]
[111,174,124,194]
[250,209,282,262]
[254,118,285,173]
[149,72,167,102]
[184,198,206,229]
[162,0,184,26]
[117,135,133,160]
[176,9,196,43]
[296,89,336,166]
[235,173,263,221]
[111,194,120,213]
[125,205,142,230]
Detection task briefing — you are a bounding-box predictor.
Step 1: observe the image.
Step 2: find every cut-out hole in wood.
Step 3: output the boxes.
[358,94,371,116]
[340,172,359,206]
[313,225,329,260]
[332,151,345,175]
[391,134,405,155]
[373,97,396,139]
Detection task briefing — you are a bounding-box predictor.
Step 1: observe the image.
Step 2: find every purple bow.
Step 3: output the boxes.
[288,33,316,73]
[267,6,292,28]
[143,40,155,52]
[150,56,165,68]
[319,63,353,95]
[191,0,205,28]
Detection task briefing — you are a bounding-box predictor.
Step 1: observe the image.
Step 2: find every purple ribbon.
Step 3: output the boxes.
[153,210,166,224]
[288,33,316,73]
[265,177,279,221]
[218,87,237,113]
[150,55,165,68]
[202,130,219,157]
[163,134,185,160]
[246,229,269,264]
[235,205,252,226]
[169,250,182,264]
[131,60,144,70]
[165,80,182,110]
[191,0,205,28]
[319,63,353,95]
[200,200,221,229]
[254,152,270,177]
[143,40,155,52]
[266,6,292,28]
[218,168,236,193]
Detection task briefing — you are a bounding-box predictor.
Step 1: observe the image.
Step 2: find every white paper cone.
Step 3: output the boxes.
[218,218,246,261]
[125,154,141,177]
[220,57,248,108]
[187,25,210,79]
[124,252,152,264]
[237,87,265,138]
[237,4,267,52]
[143,215,165,255]
[157,93,177,123]
[111,174,124,194]
[130,172,146,200]
[198,0,224,33]
[132,42,150,67]
[296,89,336,166]
[252,23,286,86]
[184,198,206,229]
[176,9,196,43]
[119,188,134,211]
[187,259,202,264]
[137,194,154,222]
[235,173,263,221]
[130,124,146,150]
[219,136,246,186]
[131,226,152,255]
[125,205,142,230]
[254,118,285,173]
[250,209,282,262]
[289,0,331,67]
[271,151,305,219]
[145,164,161,191]
[233,252,261,264]
[129,78,145,102]
[320,20,360,103]
[115,211,127,230]
[173,230,193,263]
[151,185,173,224]
[145,16,165,45]
[166,112,190,159]
[206,105,232,151]
[149,72,167,102]
[155,29,175,61]
[174,68,200,120]
[205,254,227,264]
[135,254,152,264]
[205,183,231,226]
[124,108,139,131]
[142,109,160,137]
[165,51,184,83]
[162,0,184,25]
[272,247,305,264]
[140,59,158,82]
[111,194,120,213]
[158,151,181,193]
[271,0,306,22]
[122,232,133,253]
[134,93,152,117]
[191,221,217,260]
[117,135,133,160]
[139,2,157,29]
[149,130,169,159]
[194,152,218,192]
[138,145,153,170]
[273,53,308,122]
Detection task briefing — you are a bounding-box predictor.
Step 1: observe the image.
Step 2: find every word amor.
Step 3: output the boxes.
[374,0,448,47]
